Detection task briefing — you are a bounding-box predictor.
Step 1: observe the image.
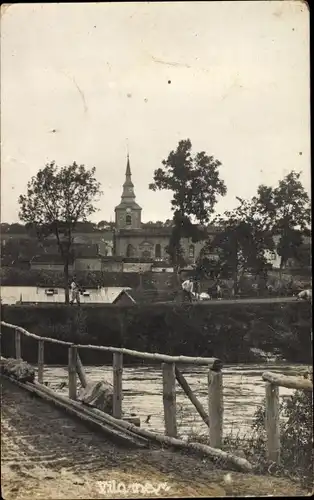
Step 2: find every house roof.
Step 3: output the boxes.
[0,286,134,304]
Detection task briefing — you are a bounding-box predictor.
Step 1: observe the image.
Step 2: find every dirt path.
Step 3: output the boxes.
[1,379,308,498]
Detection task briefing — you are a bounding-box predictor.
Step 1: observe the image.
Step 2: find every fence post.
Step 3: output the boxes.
[68,346,77,400]
[175,365,210,427]
[208,368,223,448]
[15,329,21,360]
[38,340,44,384]
[76,351,88,388]
[162,362,177,437]
[265,382,280,463]
[113,353,123,419]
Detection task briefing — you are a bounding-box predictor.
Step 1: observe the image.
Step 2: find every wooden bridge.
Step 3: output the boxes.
[1,320,312,473]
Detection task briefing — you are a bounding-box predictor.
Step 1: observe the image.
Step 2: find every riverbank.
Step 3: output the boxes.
[1,301,312,364]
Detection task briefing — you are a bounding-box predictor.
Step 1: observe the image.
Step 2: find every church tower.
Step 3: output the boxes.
[114,155,142,229]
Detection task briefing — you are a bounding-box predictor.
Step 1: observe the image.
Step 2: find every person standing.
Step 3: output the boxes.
[216,279,222,300]
[181,278,194,303]
[70,278,80,305]
[193,276,201,300]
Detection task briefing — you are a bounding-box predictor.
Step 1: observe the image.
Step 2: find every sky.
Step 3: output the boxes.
[1,1,310,224]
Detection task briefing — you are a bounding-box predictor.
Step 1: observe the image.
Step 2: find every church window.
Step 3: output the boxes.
[126,244,135,257]
[126,214,132,226]
[142,250,151,259]
[155,244,161,258]
[189,244,195,258]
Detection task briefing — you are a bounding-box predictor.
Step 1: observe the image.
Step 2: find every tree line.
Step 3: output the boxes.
[14,141,311,302]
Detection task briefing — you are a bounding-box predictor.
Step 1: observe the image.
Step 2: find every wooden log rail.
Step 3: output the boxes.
[1,320,224,449]
[262,371,313,464]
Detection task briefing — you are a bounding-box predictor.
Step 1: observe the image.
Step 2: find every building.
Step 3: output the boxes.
[0,286,136,305]
[113,155,211,263]
[2,155,310,274]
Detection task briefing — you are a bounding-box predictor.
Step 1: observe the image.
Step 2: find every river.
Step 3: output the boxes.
[41,363,308,439]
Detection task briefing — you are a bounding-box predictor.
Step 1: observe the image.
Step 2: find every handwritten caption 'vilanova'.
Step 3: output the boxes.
[97,480,171,496]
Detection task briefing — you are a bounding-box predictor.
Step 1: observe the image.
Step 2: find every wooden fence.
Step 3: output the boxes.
[1,320,224,448]
[3,320,312,460]
[262,371,313,464]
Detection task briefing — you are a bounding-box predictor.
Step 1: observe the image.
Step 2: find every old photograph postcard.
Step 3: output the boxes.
[1,1,312,498]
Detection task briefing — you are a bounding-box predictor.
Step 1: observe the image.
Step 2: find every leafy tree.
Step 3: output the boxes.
[0,223,10,233]
[3,223,27,234]
[149,139,226,278]
[165,224,187,270]
[142,220,174,228]
[200,198,275,294]
[97,220,115,230]
[252,171,311,274]
[74,221,98,232]
[18,161,102,303]
[164,219,174,227]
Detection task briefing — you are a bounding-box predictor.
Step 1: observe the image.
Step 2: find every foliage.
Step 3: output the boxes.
[97,220,115,230]
[198,198,274,292]
[149,139,226,272]
[250,385,313,488]
[0,267,158,290]
[252,171,311,270]
[142,219,173,228]
[18,161,102,302]
[1,222,27,234]
[185,380,313,491]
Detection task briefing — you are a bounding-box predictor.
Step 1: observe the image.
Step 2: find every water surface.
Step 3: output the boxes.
[42,363,307,438]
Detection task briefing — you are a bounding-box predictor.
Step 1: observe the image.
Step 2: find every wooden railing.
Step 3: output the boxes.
[1,321,224,448]
[262,371,313,464]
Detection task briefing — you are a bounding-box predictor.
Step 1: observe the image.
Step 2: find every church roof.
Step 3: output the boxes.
[115,200,142,210]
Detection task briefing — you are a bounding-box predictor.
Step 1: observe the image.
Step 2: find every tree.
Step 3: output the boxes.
[200,198,275,294]
[141,220,174,228]
[18,161,102,303]
[149,139,226,278]
[252,171,311,275]
[97,220,115,230]
[4,223,27,234]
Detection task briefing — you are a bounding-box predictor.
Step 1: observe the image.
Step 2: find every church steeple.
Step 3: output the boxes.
[114,154,142,230]
[121,155,136,201]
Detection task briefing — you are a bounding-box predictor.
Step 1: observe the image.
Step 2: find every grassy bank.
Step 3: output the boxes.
[0,301,311,365]
[184,384,313,492]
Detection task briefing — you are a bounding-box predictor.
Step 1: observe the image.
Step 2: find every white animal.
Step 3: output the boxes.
[191,291,210,301]
[297,289,312,301]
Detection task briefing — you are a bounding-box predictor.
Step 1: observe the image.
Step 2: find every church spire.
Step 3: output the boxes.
[125,154,131,177]
[121,154,136,201]
[114,153,142,229]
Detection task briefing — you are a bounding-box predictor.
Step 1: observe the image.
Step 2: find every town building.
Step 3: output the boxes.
[113,155,210,262]
[0,286,136,305]
[1,156,311,274]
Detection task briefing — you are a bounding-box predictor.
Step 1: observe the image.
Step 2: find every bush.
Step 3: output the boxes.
[184,381,313,490]
[249,384,313,488]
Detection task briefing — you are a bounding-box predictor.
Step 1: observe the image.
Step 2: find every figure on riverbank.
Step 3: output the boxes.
[181,278,194,303]
[216,280,222,300]
[297,289,312,301]
[70,279,81,306]
[207,279,222,300]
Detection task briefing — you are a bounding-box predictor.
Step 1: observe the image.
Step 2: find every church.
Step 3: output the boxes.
[112,156,211,263]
